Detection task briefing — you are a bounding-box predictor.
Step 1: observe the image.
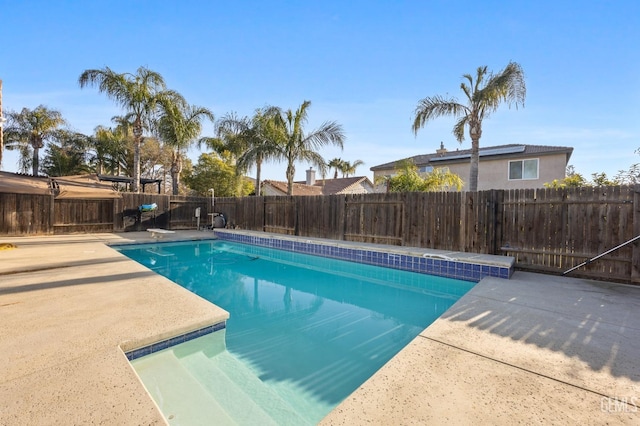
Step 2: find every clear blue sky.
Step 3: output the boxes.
[1,0,638,182]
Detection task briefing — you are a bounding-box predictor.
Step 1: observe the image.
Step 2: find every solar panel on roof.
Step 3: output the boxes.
[430,145,525,162]
[479,145,525,156]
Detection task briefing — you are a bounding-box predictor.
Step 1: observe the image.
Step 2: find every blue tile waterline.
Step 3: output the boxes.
[125,322,226,361]
[214,230,513,282]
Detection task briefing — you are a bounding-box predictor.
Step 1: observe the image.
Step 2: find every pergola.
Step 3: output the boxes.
[97,175,163,194]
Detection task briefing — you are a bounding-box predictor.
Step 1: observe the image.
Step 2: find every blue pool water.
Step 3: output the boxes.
[118,240,474,424]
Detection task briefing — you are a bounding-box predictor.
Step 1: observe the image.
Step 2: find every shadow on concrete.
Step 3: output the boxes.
[0,255,135,276]
[0,270,156,295]
[439,272,640,383]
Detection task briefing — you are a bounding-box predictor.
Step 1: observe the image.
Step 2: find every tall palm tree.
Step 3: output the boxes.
[213,107,281,196]
[79,66,167,192]
[3,105,67,175]
[156,94,214,195]
[412,61,526,191]
[341,159,364,177]
[272,100,345,195]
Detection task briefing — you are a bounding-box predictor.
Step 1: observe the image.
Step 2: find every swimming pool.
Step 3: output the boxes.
[118,239,475,424]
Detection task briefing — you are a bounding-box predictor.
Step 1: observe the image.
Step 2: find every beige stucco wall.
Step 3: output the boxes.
[340,181,375,194]
[474,153,567,190]
[373,153,568,191]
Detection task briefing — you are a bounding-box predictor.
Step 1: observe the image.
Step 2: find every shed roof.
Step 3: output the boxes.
[0,172,121,199]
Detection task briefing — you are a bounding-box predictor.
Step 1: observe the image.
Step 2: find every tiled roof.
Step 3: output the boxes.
[263,176,373,196]
[370,144,574,171]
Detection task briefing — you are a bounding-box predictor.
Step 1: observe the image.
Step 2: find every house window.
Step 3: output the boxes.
[509,159,539,180]
[418,165,434,173]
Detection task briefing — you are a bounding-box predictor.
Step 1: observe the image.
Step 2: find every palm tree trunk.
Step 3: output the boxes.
[171,152,181,195]
[132,118,143,193]
[469,136,480,191]
[255,157,262,196]
[286,161,295,196]
[32,147,40,176]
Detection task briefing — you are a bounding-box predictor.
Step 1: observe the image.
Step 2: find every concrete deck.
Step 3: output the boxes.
[321,272,640,425]
[1,232,639,424]
[0,231,228,425]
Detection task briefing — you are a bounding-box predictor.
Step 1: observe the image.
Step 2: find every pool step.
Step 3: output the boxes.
[181,350,311,425]
[132,350,237,425]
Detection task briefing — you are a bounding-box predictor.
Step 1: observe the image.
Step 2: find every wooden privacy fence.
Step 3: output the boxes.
[0,193,213,235]
[1,186,639,283]
[214,186,640,284]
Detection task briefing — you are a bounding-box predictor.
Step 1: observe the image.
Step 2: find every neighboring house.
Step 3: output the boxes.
[371,143,574,191]
[262,168,376,196]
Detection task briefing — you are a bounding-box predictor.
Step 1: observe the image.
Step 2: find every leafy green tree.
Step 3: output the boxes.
[3,105,67,175]
[183,152,254,197]
[544,165,588,188]
[590,172,617,186]
[614,164,640,185]
[381,160,463,192]
[156,93,214,195]
[412,62,526,191]
[79,66,168,192]
[271,100,345,195]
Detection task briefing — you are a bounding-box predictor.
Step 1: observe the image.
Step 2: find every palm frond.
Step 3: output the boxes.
[412,96,467,135]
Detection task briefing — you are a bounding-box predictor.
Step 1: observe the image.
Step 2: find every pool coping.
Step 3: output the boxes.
[214,229,514,282]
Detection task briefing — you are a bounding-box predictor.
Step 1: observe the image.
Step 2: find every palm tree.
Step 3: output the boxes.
[272,100,345,195]
[341,159,364,177]
[156,94,214,195]
[41,132,92,177]
[212,107,281,196]
[3,105,67,175]
[412,62,526,191]
[91,124,129,175]
[79,66,167,192]
[327,158,345,179]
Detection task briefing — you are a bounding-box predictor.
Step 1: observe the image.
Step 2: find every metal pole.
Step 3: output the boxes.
[209,188,215,228]
[563,234,640,275]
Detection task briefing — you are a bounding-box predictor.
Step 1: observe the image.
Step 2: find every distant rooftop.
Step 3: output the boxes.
[370,144,574,171]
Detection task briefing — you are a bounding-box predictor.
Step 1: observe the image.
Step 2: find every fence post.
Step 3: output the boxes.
[632,184,640,284]
[459,192,468,252]
[492,189,504,255]
[49,194,55,235]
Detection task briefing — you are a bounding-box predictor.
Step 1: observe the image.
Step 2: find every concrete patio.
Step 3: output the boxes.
[1,232,638,425]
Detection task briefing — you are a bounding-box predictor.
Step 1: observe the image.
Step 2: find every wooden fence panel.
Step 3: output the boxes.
[297,195,345,240]
[633,185,640,284]
[430,191,462,251]
[264,196,296,235]
[219,196,264,231]
[53,199,115,234]
[500,186,635,281]
[120,193,170,231]
[344,193,404,245]
[169,196,209,229]
[0,193,52,235]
